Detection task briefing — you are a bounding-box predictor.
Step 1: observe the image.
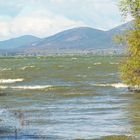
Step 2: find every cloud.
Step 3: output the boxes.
[0,20,11,39]
[0,5,86,40]
[46,0,123,29]
[0,0,127,40]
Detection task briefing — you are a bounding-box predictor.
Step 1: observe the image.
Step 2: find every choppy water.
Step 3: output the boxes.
[0,56,140,140]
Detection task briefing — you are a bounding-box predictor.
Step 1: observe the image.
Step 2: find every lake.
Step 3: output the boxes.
[0,55,140,140]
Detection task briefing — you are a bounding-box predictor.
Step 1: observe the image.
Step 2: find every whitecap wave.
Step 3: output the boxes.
[92,83,128,88]
[11,85,52,90]
[110,83,128,88]
[110,62,119,65]
[94,62,101,65]
[0,68,12,71]
[20,66,35,70]
[0,85,52,90]
[0,79,24,84]
[71,58,77,60]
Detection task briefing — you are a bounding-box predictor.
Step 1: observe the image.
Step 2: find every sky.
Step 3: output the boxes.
[0,0,131,41]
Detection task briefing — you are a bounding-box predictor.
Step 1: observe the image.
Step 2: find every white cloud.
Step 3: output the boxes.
[46,0,123,30]
[0,21,11,39]
[0,7,86,40]
[0,0,129,40]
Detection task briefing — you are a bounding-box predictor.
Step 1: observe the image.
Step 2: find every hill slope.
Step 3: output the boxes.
[0,21,132,55]
[0,35,40,50]
[107,21,133,36]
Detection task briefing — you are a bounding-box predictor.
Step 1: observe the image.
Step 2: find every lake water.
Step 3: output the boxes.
[0,56,140,140]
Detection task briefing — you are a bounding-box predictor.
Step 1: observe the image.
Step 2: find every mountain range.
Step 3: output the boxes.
[0,21,132,56]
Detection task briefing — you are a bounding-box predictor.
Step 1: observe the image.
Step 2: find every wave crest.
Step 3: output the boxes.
[20,66,35,70]
[0,79,24,84]
[94,62,101,65]
[0,85,52,90]
[71,58,77,60]
[12,85,52,90]
[0,68,12,71]
[110,62,119,65]
[92,83,128,88]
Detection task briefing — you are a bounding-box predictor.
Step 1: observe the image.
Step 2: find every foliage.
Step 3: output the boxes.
[119,0,140,86]
[119,0,140,19]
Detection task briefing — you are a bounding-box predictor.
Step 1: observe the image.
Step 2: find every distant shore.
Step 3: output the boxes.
[0,53,127,58]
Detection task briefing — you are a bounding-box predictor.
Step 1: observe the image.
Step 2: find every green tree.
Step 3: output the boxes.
[119,0,140,87]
